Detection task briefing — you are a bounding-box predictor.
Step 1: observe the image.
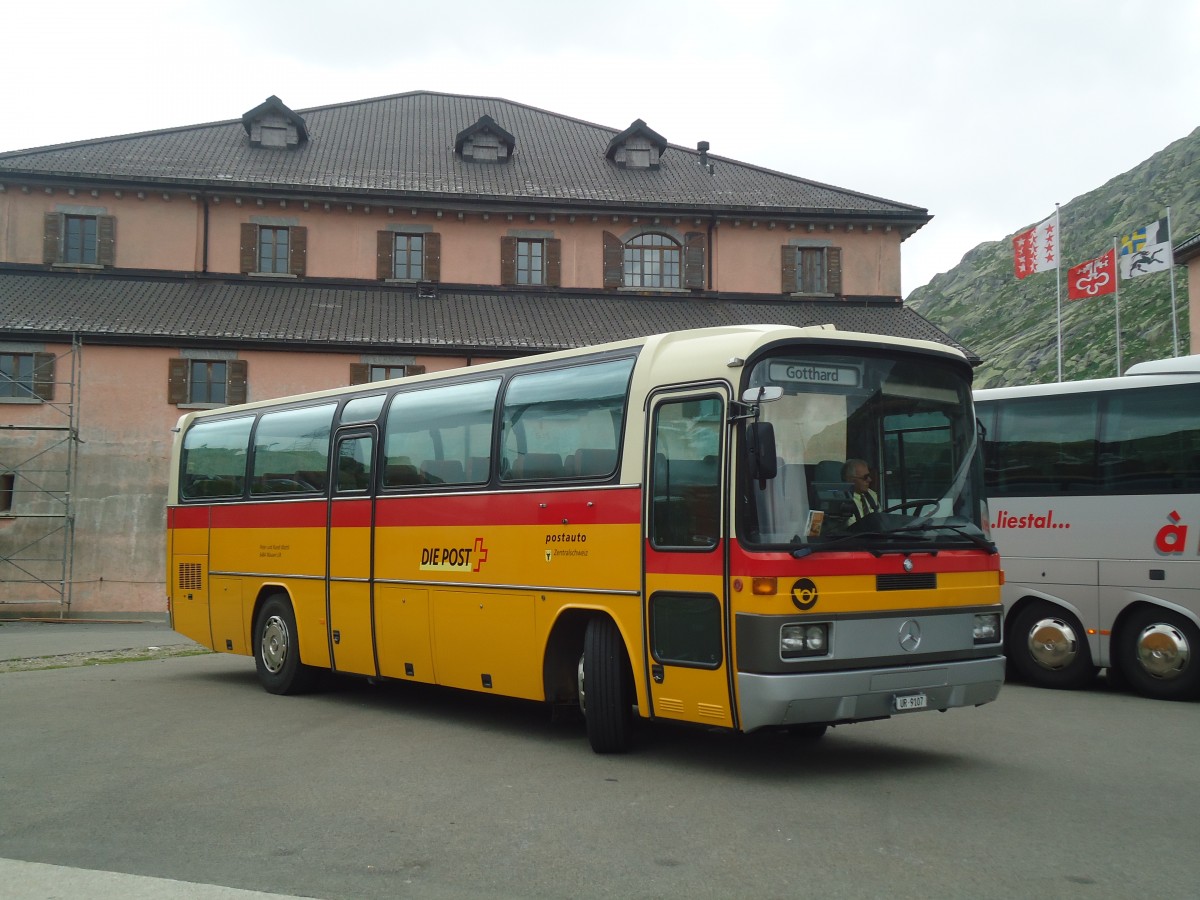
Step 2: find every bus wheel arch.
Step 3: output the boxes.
[1006,597,1096,690]
[252,590,320,695]
[1112,603,1200,701]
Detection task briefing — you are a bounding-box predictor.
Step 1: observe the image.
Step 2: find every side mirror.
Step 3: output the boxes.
[745,421,777,482]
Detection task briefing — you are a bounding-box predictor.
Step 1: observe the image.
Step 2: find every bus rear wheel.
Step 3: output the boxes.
[1007,601,1096,690]
[1116,607,1200,701]
[579,617,634,754]
[254,594,319,695]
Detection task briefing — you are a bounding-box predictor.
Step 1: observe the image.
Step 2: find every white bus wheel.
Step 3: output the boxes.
[1008,602,1096,690]
[1116,607,1200,701]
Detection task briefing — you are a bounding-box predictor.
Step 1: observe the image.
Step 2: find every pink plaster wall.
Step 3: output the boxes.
[0,191,199,270]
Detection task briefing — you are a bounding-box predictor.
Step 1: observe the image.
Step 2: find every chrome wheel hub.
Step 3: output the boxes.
[1136,623,1190,680]
[261,615,289,674]
[1027,617,1079,671]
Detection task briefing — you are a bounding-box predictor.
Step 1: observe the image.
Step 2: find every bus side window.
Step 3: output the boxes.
[383,378,499,491]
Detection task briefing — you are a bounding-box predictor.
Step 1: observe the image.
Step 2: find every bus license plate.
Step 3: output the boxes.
[894,693,927,711]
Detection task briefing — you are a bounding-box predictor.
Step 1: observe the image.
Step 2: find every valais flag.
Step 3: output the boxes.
[1012,215,1059,279]
[1067,249,1117,301]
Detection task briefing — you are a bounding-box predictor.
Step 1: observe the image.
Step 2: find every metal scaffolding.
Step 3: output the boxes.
[1,337,81,616]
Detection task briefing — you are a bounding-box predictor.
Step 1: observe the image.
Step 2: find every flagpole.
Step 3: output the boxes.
[1113,237,1122,375]
[1167,206,1179,356]
[1055,203,1063,381]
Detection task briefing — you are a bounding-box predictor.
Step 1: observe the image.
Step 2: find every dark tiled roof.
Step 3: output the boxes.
[0,91,929,220]
[0,268,977,363]
[1175,230,1200,263]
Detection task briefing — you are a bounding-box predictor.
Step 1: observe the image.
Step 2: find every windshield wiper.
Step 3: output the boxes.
[893,521,997,554]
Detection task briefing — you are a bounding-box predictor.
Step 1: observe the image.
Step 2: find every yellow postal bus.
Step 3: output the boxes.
[167,325,1004,752]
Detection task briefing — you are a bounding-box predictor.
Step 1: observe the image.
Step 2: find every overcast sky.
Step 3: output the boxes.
[3,0,1198,296]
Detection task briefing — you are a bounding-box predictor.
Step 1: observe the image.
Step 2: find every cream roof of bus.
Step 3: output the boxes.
[176,324,969,428]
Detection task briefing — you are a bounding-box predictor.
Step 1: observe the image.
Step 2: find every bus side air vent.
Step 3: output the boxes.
[178,563,203,592]
[876,573,937,592]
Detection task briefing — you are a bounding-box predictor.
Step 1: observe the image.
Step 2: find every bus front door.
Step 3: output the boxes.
[643,390,734,730]
[326,429,378,676]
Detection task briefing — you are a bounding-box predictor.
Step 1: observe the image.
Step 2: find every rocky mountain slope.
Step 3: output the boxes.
[908,127,1198,388]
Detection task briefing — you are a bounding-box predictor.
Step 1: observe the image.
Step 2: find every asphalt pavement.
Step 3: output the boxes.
[0,620,203,662]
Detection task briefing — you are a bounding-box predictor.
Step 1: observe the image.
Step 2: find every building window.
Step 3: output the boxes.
[501,236,560,287]
[376,230,440,282]
[517,239,544,285]
[0,351,55,401]
[782,244,842,296]
[624,233,681,288]
[349,362,426,384]
[43,212,115,267]
[168,358,247,407]
[393,234,424,280]
[240,223,306,276]
[64,215,98,265]
[258,227,289,274]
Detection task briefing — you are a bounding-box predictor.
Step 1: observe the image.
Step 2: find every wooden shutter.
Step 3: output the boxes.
[545,238,562,287]
[97,215,116,266]
[406,364,426,376]
[826,247,843,296]
[226,360,248,405]
[350,363,370,385]
[500,236,518,286]
[781,245,796,294]
[684,232,706,290]
[602,231,623,288]
[376,231,394,280]
[43,213,63,264]
[168,358,189,404]
[32,352,56,401]
[423,232,441,282]
[288,226,307,277]
[239,223,258,274]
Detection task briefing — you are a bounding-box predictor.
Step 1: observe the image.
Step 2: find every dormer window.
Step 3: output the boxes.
[242,95,308,150]
[455,115,516,164]
[605,119,668,170]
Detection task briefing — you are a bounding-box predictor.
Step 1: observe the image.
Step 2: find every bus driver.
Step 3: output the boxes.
[842,458,878,521]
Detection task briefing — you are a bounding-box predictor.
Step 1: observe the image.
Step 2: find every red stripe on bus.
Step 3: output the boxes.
[167,506,209,529]
[374,488,641,528]
[210,502,328,530]
[645,544,724,576]
[330,498,372,528]
[166,488,642,530]
[728,540,1000,575]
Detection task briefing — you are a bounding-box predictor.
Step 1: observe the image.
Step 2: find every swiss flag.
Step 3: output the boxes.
[1012,215,1059,279]
[1067,249,1117,301]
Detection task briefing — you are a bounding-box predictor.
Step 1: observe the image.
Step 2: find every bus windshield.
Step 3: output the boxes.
[741,349,988,550]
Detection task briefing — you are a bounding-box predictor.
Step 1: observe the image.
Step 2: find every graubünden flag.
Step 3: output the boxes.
[1012,215,1059,279]
[1067,249,1117,301]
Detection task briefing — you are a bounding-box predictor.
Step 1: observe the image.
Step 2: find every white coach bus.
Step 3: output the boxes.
[975,355,1200,700]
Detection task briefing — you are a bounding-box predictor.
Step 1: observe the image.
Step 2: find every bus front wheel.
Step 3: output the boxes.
[579,617,634,754]
[254,594,320,695]
[1008,601,1096,690]
[1116,607,1200,701]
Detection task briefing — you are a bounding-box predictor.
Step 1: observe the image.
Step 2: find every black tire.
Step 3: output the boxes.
[1115,606,1200,701]
[253,594,320,695]
[580,617,634,753]
[1007,601,1096,690]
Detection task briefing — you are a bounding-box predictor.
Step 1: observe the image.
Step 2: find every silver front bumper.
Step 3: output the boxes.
[736,656,1005,733]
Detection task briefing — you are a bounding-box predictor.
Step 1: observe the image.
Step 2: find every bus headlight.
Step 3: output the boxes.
[781,623,830,658]
[973,613,1001,644]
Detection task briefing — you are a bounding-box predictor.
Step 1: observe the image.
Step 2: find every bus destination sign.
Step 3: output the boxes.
[768,361,861,388]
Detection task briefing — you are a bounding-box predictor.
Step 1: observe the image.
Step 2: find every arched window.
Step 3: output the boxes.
[624,233,681,289]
